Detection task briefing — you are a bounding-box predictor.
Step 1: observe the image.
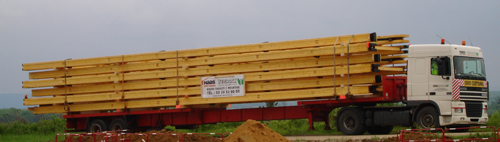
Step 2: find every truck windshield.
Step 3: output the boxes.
[453,56,486,80]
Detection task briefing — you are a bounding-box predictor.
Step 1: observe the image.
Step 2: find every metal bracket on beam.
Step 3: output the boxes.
[370,32,377,42]
[375,75,382,83]
[374,54,381,62]
[333,94,341,103]
[371,64,380,72]
[345,94,355,102]
[368,43,378,51]
[369,85,379,93]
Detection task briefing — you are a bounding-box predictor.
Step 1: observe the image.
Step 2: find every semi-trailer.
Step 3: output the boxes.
[22,33,488,135]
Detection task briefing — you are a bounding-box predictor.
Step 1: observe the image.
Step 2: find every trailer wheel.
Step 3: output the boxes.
[337,108,366,135]
[88,119,108,133]
[367,125,393,134]
[416,106,439,128]
[109,118,127,132]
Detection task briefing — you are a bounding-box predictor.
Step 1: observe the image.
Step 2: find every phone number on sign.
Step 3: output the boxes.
[206,89,241,95]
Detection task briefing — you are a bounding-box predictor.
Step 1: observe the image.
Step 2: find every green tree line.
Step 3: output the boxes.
[0,108,61,123]
[0,108,65,135]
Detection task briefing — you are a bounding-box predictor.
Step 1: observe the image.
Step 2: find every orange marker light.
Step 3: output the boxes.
[462,41,466,46]
[441,39,445,44]
[24,94,27,99]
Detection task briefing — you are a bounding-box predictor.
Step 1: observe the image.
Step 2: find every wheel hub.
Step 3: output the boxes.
[421,113,434,127]
[343,116,356,130]
[112,124,122,131]
[91,124,102,132]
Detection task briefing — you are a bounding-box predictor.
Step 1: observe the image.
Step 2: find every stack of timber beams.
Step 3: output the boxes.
[22,32,409,114]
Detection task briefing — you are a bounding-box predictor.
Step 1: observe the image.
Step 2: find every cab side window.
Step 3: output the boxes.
[431,59,438,75]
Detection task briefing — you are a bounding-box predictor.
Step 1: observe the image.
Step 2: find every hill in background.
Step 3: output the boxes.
[0,93,29,109]
[488,91,500,114]
[0,108,61,123]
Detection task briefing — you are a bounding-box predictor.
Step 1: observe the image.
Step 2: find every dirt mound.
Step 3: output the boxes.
[222,119,289,142]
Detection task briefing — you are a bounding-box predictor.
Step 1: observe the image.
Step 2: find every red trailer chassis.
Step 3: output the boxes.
[64,76,407,132]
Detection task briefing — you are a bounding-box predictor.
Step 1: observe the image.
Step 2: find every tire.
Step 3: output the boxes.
[88,119,108,133]
[109,118,127,132]
[337,107,366,135]
[367,125,394,134]
[416,106,440,128]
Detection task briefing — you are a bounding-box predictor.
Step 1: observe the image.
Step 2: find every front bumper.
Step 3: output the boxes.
[440,101,488,126]
[451,115,488,125]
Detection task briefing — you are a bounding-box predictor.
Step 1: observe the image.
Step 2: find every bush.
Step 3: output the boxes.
[0,116,65,135]
[486,110,500,128]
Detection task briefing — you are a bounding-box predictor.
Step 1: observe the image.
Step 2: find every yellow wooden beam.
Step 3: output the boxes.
[23,33,374,71]
[381,55,408,59]
[375,46,402,51]
[24,54,375,88]
[31,64,375,96]
[28,43,372,79]
[27,71,407,105]
[379,67,405,72]
[377,34,409,40]
[25,74,379,105]
[371,51,406,55]
[378,60,407,65]
[376,39,409,45]
[31,86,370,114]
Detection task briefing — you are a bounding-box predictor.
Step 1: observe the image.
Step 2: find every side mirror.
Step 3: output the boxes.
[437,57,451,80]
[431,57,451,78]
[433,58,443,65]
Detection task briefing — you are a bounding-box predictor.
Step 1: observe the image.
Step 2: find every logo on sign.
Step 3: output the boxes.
[238,79,244,85]
[203,80,215,85]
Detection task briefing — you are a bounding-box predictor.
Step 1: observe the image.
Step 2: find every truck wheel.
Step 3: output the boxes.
[337,108,366,135]
[367,126,393,134]
[109,118,127,132]
[88,119,108,133]
[416,106,439,128]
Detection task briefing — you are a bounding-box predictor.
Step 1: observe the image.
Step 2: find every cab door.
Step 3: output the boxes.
[428,57,453,101]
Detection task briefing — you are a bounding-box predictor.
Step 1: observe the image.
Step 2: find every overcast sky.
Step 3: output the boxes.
[1,1,500,95]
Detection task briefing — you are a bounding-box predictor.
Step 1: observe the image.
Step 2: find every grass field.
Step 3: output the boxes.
[0,133,57,142]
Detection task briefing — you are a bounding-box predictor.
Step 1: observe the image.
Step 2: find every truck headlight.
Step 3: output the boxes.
[455,108,464,113]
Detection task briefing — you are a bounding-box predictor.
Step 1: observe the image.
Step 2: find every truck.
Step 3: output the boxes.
[23,33,488,135]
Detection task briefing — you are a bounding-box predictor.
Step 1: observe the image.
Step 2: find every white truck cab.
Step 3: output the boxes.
[407,43,488,127]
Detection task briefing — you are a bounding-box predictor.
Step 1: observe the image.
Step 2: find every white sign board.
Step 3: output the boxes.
[201,75,245,98]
